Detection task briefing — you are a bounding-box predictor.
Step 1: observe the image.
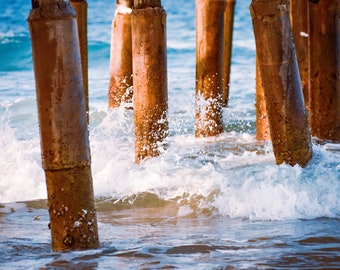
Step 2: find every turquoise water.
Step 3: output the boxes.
[0,0,339,268]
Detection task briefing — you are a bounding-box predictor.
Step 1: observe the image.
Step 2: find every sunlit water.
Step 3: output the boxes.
[0,0,339,269]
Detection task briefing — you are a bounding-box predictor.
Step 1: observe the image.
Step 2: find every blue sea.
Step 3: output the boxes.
[1,0,340,269]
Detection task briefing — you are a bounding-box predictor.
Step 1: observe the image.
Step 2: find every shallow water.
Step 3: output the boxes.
[0,199,340,269]
[1,201,340,269]
[1,0,340,268]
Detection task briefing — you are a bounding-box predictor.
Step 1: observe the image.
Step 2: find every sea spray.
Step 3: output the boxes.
[0,0,339,222]
[0,116,44,203]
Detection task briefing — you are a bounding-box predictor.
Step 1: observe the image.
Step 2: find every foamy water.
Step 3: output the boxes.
[0,0,339,220]
[2,108,339,220]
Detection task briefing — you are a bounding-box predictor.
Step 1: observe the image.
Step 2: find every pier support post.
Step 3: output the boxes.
[108,0,133,108]
[337,4,340,130]
[255,55,270,140]
[309,0,340,141]
[28,0,99,251]
[131,0,168,162]
[250,0,312,167]
[195,0,225,137]
[221,0,236,107]
[290,0,310,110]
[70,0,89,122]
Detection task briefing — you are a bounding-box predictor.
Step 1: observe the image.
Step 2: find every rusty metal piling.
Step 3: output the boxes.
[195,0,225,137]
[221,0,236,107]
[28,0,99,251]
[70,0,89,122]
[131,0,168,162]
[290,0,310,109]
[108,0,133,108]
[250,0,312,167]
[309,0,340,141]
[255,55,270,141]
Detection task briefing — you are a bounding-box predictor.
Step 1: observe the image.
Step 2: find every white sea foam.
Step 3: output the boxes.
[87,107,340,220]
[1,67,339,221]
[0,116,45,203]
[214,150,340,220]
[2,97,338,220]
[0,0,339,222]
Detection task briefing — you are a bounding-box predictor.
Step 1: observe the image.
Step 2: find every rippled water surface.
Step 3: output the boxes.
[0,0,339,269]
[1,201,340,269]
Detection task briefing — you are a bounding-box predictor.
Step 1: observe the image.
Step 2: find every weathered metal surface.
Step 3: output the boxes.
[131,6,168,162]
[290,0,310,110]
[221,0,236,107]
[309,0,340,142]
[250,0,312,166]
[70,0,89,122]
[108,1,133,108]
[195,0,225,137]
[28,0,99,251]
[255,55,271,141]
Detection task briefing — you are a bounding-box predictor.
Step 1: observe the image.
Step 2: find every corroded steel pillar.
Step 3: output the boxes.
[28,0,99,251]
[309,0,340,141]
[250,0,312,167]
[108,0,133,108]
[221,0,236,107]
[255,55,270,141]
[290,0,310,110]
[70,0,89,122]
[337,4,340,126]
[195,0,225,137]
[131,0,168,162]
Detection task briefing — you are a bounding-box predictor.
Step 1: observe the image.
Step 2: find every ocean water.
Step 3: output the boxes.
[1,0,340,269]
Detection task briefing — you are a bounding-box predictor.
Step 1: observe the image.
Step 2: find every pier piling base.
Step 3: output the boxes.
[46,167,98,251]
[195,0,225,137]
[28,0,99,251]
[250,0,312,167]
[131,3,168,163]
